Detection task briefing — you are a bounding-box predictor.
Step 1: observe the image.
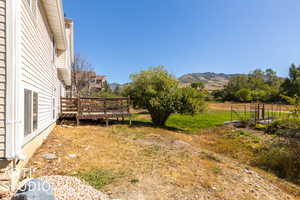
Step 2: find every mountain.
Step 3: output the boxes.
[178,72,241,91]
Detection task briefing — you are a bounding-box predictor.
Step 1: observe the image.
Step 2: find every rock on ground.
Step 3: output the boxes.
[12,179,55,200]
[40,176,110,200]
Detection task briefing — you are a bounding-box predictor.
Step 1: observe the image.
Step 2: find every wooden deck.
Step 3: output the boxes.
[60,97,131,126]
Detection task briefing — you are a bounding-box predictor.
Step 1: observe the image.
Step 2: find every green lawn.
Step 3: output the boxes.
[132,110,241,134]
[166,110,237,133]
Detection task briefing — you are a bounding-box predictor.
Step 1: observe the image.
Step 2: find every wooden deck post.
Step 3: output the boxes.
[104,98,108,126]
[121,99,124,121]
[60,96,62,116]
[128,96,132,126]
[76,96,81,126]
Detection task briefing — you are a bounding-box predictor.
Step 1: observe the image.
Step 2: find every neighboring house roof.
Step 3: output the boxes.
[42,0,67,50]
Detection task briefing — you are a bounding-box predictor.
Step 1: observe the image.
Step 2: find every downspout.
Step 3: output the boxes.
[6,0,25,161]
[13,0,26,161]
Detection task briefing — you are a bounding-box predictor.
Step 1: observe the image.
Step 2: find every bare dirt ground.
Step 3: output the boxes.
[26,122,300,200]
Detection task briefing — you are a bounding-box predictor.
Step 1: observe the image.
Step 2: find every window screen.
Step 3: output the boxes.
[24,89,32,137]
[33,92,38,131]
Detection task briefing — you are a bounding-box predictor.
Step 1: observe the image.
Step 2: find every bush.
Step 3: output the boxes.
[266,119,300,135]
[124,66,206,126]
[253,139,300,184]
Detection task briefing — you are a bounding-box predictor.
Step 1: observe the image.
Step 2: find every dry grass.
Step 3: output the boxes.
[26,121,300,200]
[196,126,300,197]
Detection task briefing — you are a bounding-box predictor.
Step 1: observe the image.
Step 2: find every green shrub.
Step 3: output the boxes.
[253,140,300,184]
[124,66,206,126]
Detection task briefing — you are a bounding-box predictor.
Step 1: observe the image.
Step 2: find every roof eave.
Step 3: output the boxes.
[42,0,67,50]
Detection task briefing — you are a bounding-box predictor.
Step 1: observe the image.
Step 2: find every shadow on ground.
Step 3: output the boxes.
[58,118,186,133]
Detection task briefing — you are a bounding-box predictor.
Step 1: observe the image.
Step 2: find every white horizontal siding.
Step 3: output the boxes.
[0,0,5,158]
[20,0,62,144]
[56,49,65,69]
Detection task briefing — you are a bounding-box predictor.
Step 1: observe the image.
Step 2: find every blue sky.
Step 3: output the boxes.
[63,0,300,83]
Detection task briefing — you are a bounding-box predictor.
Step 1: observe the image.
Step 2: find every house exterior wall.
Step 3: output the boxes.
[0,0,73,190]
[0,0,6,158]
[20,0,62,145]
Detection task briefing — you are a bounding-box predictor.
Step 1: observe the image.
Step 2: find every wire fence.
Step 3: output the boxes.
[230,103,295,124]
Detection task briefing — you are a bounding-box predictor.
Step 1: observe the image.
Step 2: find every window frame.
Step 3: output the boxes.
[53,97,56,120]
[24,89,39,140]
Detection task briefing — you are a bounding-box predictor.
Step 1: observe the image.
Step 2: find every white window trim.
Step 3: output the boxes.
[23,88,39,145]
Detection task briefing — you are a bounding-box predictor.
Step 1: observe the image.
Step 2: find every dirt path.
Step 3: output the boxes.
[27,124,300,200]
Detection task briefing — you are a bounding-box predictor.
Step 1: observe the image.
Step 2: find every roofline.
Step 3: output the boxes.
[42,0,67,50]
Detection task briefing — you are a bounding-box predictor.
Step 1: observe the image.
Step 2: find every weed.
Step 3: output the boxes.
[75,169,119,189]
[130,178,139,183]
[212,166,222,174]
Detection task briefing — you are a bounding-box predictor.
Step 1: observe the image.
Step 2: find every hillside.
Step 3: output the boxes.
[179,72,240,91]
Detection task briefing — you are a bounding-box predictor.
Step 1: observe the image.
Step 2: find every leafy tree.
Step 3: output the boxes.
[251,89,268,102]
[248,69,265,90]
[235,88,252,102]
[265,68,280,86]
[124,66,206,126]
[216,68,282,102]
[281,64,300,97]
[191,82,205,90]
[222,75,249,101]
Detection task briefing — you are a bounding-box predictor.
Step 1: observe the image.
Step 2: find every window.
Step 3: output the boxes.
[52,37,56,63]
[53,98,56,120]
[24,90,32,137]
[33,92,38,131]
[24,89,38,137]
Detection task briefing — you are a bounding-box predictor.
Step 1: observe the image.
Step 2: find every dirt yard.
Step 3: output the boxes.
[26,121,300,200]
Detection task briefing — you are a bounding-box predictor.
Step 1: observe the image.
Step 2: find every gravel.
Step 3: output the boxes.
[40,176,111,200]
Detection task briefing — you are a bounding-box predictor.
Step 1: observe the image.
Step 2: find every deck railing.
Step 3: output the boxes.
[60,97,131,126]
